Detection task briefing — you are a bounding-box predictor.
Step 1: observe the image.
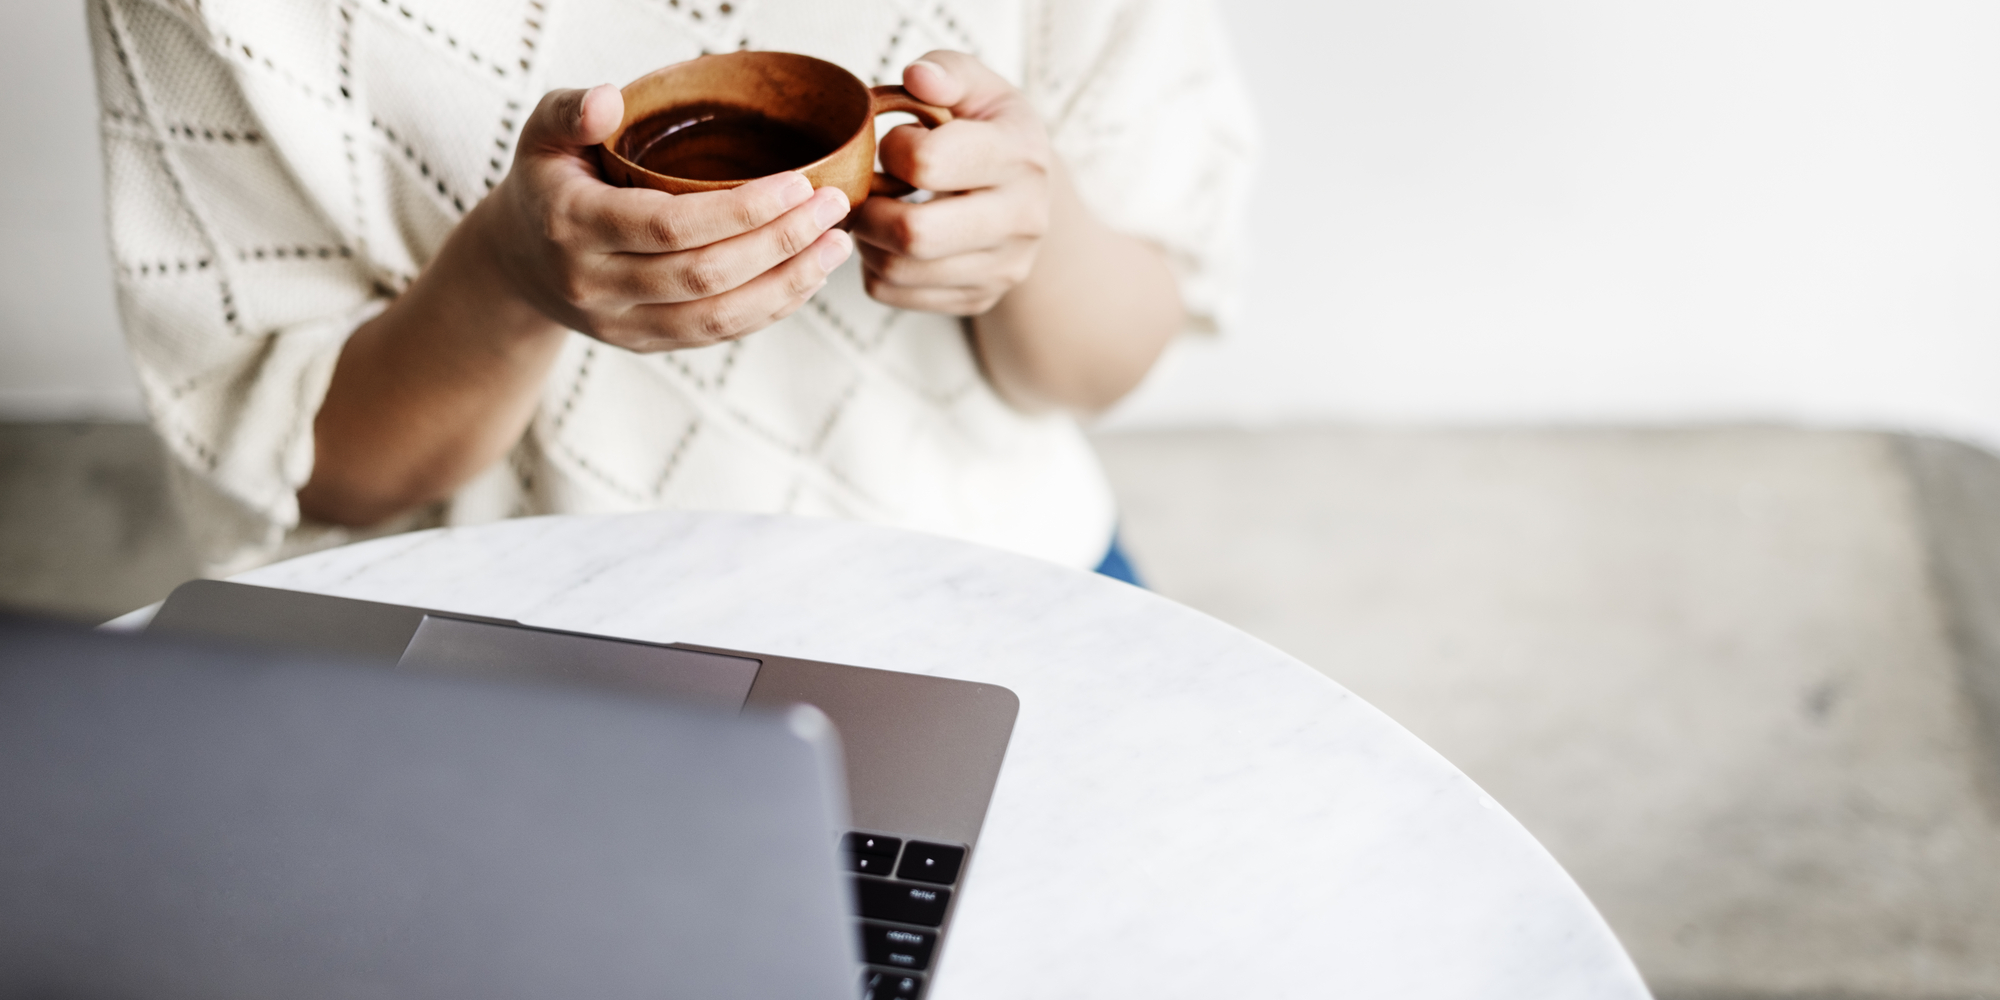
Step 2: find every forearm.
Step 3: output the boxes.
[971,165,1183,415]
[298,203,566,527]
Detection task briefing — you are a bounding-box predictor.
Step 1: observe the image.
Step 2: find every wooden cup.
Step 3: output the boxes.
[598,51,954,210]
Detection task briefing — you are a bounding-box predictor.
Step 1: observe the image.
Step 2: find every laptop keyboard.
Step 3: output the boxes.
[846,831,968,1000]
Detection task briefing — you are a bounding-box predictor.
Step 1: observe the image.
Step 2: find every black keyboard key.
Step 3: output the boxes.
[853,876,951,926]
[848,852,897,875]
[861,968,925,999]
[844,832,902,858]
[859,921,937,970]
[845,832,901,874]
[894,841,965,884]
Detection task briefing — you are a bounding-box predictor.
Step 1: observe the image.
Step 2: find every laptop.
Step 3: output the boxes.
[0,615,856,999]
[143,579,1020,1000]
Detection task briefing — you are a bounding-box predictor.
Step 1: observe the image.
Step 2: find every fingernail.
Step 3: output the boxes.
[577,84,609,126]
[813,189,850,229]
[910,59,947,79]
[818,231,852,271]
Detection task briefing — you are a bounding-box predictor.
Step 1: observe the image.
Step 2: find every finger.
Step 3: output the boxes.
[519,84,623,156]
[852,189,1041,261]
[877,119,1038,194]
[901,57,967,108]
[572,171,818,253]
[613,229,854,349]
[902,51,1017,119]
[859,271,999,317]
[599,187,851,303]
[856,237,1033,290]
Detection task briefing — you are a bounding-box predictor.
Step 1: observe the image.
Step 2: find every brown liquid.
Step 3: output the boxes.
[620,104,836,181]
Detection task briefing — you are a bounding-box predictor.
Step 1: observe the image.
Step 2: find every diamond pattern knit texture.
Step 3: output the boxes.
[88,0,1255,574]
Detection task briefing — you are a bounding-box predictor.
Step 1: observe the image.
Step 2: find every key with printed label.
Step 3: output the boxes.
[853,876,951,927]
[859,921,937,969]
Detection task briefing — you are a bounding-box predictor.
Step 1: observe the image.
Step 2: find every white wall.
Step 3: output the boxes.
[8,2,2000,444]
[1108,0,2000,447]
[0,2,138,419]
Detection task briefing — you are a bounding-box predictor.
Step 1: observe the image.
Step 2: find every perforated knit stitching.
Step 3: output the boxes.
[102,0,248,358]
[369,0,517,80]
[120,256,214,278]
[928,3,979,55]
[795,301,972,408]
[642,0,743,55]
[870,16,913,85]
[211,25,344,109]
[369,116,472,216]
[104,108,262,143]
[648,420,703,498]
[548,344,595,434]
[622,354,889,515]
[656,340,745,392]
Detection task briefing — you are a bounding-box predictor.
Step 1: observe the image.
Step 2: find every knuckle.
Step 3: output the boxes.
[543,214,577,250]
[644,212,683,251]
[532,89,569,123]
[774,218,816,259]
[1006,255,1035,286]
[696,300,745,342]
[904,144,943,189]
[787,262,824,299]
[864,251,900,285]
[677,255,728,299]
[554,265,593,309]
[536,194,576,246]
[892,213,929,257]
[731,193,769,233]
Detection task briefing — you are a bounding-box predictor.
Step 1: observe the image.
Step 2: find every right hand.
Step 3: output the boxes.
[474,84,855,352]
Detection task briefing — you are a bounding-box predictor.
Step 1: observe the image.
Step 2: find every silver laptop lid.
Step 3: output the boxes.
[0,617,857,1000]
[149,580,1020,847]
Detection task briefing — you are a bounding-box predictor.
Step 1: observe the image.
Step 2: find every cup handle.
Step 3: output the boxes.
[867,86,955,198]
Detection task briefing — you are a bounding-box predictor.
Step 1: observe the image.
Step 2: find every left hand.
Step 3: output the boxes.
[852,51,1051,316]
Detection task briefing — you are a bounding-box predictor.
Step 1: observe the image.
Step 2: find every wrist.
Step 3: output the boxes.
[437,192,567,350]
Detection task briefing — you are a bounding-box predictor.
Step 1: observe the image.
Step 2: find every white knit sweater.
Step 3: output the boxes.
[88,0,1254,575]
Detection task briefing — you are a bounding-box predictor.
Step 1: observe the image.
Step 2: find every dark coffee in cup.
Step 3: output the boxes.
[600,51,953,210]
[619,103,839,182]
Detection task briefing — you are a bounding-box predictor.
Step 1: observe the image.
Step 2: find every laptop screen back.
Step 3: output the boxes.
[0,618,856,1000]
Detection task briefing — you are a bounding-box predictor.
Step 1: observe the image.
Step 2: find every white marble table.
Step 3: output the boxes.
[141,511,1648,999]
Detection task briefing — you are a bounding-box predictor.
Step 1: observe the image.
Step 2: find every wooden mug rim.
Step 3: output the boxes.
[599,51,952,190]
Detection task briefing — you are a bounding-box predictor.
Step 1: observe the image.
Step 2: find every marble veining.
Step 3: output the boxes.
[223,511,1648,999]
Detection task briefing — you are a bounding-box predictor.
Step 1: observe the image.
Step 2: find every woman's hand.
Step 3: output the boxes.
[303,83,859,527]
[851,53,1051,316]
[476,84,855,351]
[854,52,1185,415]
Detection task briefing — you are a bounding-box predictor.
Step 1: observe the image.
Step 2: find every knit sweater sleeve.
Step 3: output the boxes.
[89,0,385,573]
[1027,0,1258,336]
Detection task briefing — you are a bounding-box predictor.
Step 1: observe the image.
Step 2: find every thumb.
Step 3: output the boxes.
[902,51,1008,115]
[522,84,623,154]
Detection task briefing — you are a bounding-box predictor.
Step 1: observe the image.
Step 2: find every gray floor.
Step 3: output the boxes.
[4,422,1999,998]
[0,423,197,621]
[1096,427,2000,1000]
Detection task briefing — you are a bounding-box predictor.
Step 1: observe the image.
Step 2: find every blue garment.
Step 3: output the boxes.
[1093,532,1145,588]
